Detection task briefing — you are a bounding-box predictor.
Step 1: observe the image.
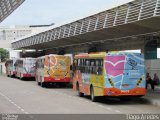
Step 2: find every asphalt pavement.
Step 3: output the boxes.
[0,75,160,115]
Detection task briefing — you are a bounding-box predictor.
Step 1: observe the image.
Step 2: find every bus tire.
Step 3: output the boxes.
[76,82,84,97]
[36,76,40,85]
[20,73,22,80]
[90,86,97,102]
[41,82,45,87]
[37,82,40,86]
[119,97,131,101]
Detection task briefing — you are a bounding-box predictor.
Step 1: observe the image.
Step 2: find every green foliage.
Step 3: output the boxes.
[0,48,9,62]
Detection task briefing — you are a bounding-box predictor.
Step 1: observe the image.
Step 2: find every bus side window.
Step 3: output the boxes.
[38,59,40,68]
[73,59,77,71]
[48,56,51,70]
[78,59,80,70]
[39,59,41,68]
[99,59,103,75]
[95,59,103,75]
[90,59,95,74]
[84,60,89,73]
[35,60,38,68]
[82,59,85,73]
[97,67,102,75]
[42,59,44,68]
[78,59,82,73]
[78,59,86,73]
[39,59,42,68]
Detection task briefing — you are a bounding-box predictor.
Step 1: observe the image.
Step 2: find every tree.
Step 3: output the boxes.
[0,48,9,62]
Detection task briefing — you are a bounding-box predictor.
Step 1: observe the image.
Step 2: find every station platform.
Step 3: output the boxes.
[144,85,160,106]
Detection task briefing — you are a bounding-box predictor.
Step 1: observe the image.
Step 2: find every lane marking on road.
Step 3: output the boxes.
[14,103,19,107]
[97,105,104,109]
[25,112,29,114]
[10,101,14,104]
[92,102,97,105]
[21,109,25,112]
[106,107,111,110]
[0,93,4,97]
[115,110,121,113]
[0,91,29,114]
[84,100,90,103]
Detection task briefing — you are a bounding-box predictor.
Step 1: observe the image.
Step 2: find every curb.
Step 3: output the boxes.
[149,99,160,106]
[145,87,160,106]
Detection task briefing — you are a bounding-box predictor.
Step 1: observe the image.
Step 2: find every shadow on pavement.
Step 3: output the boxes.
[41,83,73,89]
[76,95,151,105]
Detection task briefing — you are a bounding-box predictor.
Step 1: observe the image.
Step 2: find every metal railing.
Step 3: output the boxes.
[12,0,160,49]
[0,0,25,23]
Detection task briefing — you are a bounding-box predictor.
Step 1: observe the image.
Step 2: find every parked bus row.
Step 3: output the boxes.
[5,52,146,102]
[5,54,71,87]
[36,55,71,87]
[5,57,36,79]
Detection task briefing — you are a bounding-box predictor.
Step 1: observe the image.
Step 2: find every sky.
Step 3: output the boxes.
[0,0,133,26]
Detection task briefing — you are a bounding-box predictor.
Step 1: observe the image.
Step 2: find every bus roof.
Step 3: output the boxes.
[74,52,106,59]
[107,52,142,56]
[37,56,45,59]
[74,52,143,59]
[49,54,62,57]
[16,57,35,61]
[6,59,13,62]
[37,54,70,59]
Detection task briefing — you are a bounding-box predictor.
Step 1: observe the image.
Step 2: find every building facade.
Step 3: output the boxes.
[0,25,50,58]
[0,25,49,48]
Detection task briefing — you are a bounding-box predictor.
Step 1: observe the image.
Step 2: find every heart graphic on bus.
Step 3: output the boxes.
[105,56,125,76]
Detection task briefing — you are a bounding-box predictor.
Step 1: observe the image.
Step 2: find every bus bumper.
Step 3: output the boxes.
[23,73,35,78]
[104,87,146,96]
[44,77,70,83]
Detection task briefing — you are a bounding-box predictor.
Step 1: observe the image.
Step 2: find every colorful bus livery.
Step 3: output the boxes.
[36,54,71,87]
[5,58,17,77]
[15,58,36,79]
[73,52,146,102]
[104,53,145,95]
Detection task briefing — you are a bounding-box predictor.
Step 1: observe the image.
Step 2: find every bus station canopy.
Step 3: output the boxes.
[0,0,25,23]
[12,0,160,50]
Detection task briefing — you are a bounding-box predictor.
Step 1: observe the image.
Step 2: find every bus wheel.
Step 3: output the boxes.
[41,82,45,88]
[20,73,22,80]
[119,97,131,101]
[77,83,84,97]
[90,86,97,102]
[36,77,40,85]
[37,81,40,86]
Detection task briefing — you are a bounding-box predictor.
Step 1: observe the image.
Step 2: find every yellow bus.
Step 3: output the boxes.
[36,54,71,87]
[72,52,146,102]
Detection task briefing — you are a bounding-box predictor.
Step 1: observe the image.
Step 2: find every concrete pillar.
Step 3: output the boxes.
[144,39,157,60]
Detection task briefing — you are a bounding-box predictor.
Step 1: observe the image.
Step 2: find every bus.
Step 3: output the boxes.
[15,58,36,79]
[72,52,146,102]
[5,58,17,77]
[64,54,74,83]
[36,54,71,87]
